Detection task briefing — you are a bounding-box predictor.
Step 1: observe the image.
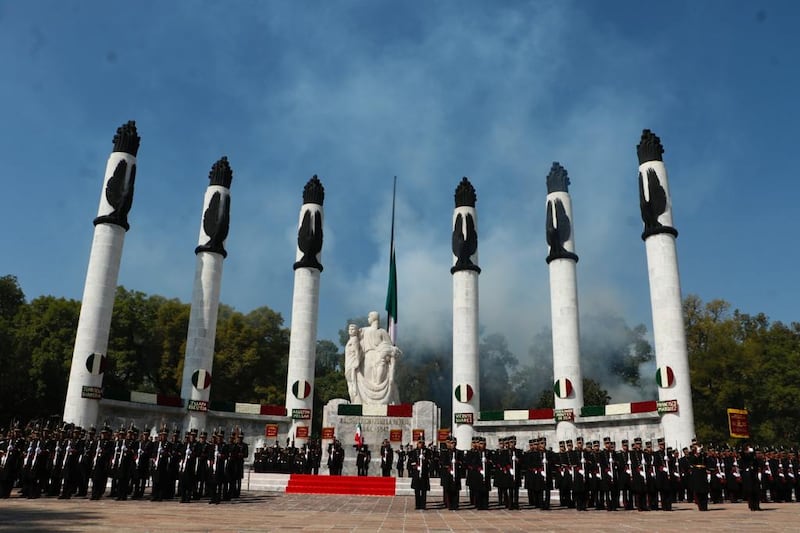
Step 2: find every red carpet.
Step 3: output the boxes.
[285,474,396,496]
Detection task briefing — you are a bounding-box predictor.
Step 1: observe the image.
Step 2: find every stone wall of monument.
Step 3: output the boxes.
[321,399,440,476]
[474,412,664,448]
[98,399,291,462]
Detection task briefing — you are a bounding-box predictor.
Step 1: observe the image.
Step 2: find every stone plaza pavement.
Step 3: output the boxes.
[2,493,800,533]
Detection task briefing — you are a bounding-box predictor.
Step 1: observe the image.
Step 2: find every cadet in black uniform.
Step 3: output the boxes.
[408,439,431,510]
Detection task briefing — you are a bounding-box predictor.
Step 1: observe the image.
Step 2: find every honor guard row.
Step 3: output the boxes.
[253,439,323,475]
[370,434,800,512]
[0,421,248,504]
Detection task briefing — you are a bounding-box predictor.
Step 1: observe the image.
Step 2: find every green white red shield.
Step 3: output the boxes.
[553,378,573,399]
[85,353,107,375]
[192,369,212,390]
[454,383,473,403]
[656,366,675,388]
[292,380,311,399]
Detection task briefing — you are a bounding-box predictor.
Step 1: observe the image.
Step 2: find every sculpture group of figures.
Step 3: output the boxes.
[391,435,800,512]
[0,421,248,504]
[344,312,402,405]
[252,439,323,474]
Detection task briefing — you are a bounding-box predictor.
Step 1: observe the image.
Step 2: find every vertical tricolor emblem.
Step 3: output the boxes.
[85,353,107,375]
[354,423,363,447]
[292,380,311,400]
[553,378,573,399]
[191,369,212,390]
[656,366,675,388]
[454,384,474,403]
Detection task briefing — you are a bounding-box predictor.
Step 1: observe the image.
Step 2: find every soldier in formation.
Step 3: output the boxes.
[0,420,250,504]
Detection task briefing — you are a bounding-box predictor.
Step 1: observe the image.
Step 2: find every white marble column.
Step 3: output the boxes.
[284,176,325,446]
[63,121,140,428]
[637,129,695,449]
[545,163,584,442]
[180,157,233,431]
[451,177,481,451]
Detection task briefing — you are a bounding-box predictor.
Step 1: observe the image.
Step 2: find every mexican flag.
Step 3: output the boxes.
[354,423,363,447]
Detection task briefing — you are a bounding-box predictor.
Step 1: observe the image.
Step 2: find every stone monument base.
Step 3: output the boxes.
[475,412,664,449]
[98,398,291,462]
[321,399,441,476]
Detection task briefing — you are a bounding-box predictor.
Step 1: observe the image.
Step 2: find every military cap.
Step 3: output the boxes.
[576,436,584,444]
[566,439,573,446]
[621,439,629,445]
[529,439,536,445]
[592,440,600,447]
[645,441,652,447]
[603,436,611,443]
[558,441,565,447]
[634,437,642,444]
[657,437,665,445]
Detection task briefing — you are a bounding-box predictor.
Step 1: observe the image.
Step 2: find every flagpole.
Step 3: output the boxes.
[385,176,398,345]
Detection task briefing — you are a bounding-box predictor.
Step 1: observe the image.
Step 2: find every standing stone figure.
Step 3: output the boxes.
[344,311,402,405]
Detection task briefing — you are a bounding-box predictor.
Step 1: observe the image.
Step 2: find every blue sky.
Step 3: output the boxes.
[1,1,797,399]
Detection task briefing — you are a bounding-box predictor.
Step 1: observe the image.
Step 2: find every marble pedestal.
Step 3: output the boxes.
[321,399,440,476]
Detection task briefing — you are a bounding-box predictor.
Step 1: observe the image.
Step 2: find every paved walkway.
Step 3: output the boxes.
[1,493,798,532]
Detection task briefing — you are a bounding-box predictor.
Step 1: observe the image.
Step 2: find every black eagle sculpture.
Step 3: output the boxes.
[94,159,136,230]
[451,212,480,274]
[294,209,324,271]
[195,157,232,257]
[294,175,325,271]
[638,168,677,240]
[93,121,140,230]
[196,191,231,256]
[545,198,578,264]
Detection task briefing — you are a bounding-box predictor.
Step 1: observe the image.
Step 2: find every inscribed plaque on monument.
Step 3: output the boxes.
[437,429,450,442]
[657,399,678,414]
[187,399,209,412]
[454,412,474,425]
[553,408,574,422]
[412,429,425,442]
[295,426,309,439]
[389,429,402,442]
[292,408,312,420]
[321,427,335,440]
[265,424,279,438]
[81,386,102,400]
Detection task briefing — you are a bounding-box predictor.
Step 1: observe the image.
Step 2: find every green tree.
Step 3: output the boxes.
[312,340,348,435]
[212,305,290,404]
[105,287,164,393]
[0,275,27,422]
[534,378,610,409]
[479,333,519,410]
[685,294,800,446]
[11,296,81,419]
[153,298,190,395]
[315,339,341,374]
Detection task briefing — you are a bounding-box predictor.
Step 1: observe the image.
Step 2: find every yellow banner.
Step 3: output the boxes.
[727,408,750,439]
